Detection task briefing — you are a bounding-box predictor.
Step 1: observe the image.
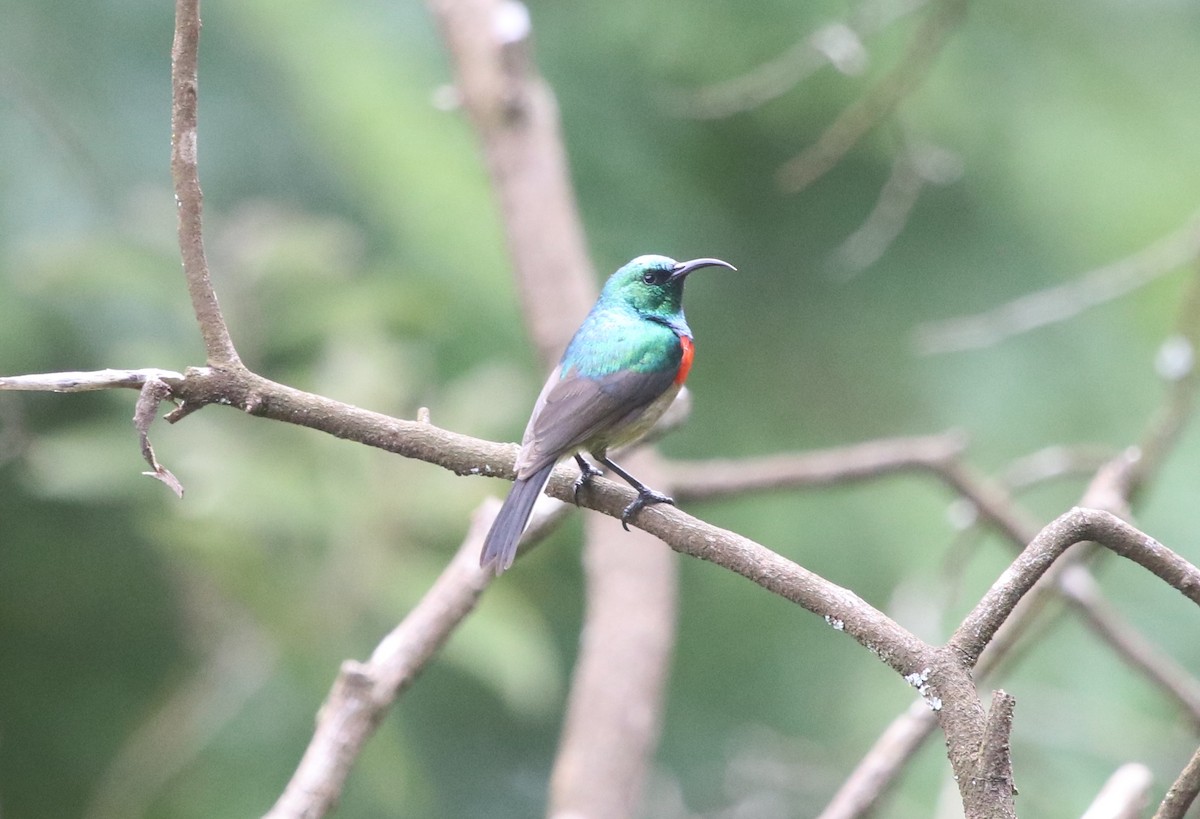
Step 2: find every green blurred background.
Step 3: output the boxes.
[2,0,1200,816]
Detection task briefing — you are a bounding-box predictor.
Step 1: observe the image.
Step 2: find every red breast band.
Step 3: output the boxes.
[675,336,695,385]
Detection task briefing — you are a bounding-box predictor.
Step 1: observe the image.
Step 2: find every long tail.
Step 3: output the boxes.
[479,462,555,575]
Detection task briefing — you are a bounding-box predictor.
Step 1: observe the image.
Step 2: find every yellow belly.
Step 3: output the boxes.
[584,382,682,457]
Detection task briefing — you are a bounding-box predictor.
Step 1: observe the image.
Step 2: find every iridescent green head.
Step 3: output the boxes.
[600,255,736,318]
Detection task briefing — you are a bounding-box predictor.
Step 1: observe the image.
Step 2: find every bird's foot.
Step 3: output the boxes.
[620,488,675,531]
[572,456,604,506]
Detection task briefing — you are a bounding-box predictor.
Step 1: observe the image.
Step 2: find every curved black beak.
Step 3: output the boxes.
[670,257,737,282]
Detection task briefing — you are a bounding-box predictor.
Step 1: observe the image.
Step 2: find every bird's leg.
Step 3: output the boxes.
[572,454,604,506]
[597,455,675,531]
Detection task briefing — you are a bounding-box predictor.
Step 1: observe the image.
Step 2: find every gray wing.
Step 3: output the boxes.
[514,364,676,477]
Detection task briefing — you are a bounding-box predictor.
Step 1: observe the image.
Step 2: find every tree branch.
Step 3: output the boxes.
[668,0,931,120]
[426,4,681,818]
[915,211,1200,355]
[265,503,499,819]
[1155,744,1200,819]
[549,455,677,818]
[665,430,966,502]
[0,368,184,392]
[776,0,966,193]
[964,691,1016,811]
[1081,763,1153,819]
[171,0,241,367]
[951,507,1200,666]
[12,3,1199,817]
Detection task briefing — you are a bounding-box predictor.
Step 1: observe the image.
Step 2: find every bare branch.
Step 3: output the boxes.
[0,368,184,392]
[776,0,966,194]
[133,377,184,497]
[550,455,677,818]
[816,699,937,819]
[781,224,1200,819]
[1081,763,1153,819]
[265,503,499,819]
[826,136,962,277]
[915,211,1200,355]
[936,454,1200,722]
[426,4,682,818]
[1061,565,1200,731]
[1155,745,1200,819]
[171,0,241,367]
[668,0,930,119]
[666,430,966,502]
[951,508,1200,666]
[426,0,595,363]
[1128,264,1200,497]
[965,691,1017,810]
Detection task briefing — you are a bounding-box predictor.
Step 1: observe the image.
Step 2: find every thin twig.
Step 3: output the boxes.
[776,0,966,193]
[915,211,1200,355]
[133,377,185,497]
[1155,744,1200,819]
[668,0,931,119]
[265,502,499,819]
[1081,763,1153,819]
[0,368,184,392]
[171,0,241,367]
[666,430,966,502]
[816,699,936,819]
[826,136,962,277]
[951,508,1200,666]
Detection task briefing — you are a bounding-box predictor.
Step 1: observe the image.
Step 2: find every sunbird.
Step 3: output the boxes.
[480,254,735,574]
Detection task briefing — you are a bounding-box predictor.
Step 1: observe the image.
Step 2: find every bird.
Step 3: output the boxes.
[480,254,735,575]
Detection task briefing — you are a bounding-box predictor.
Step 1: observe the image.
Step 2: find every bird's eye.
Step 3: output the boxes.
[642,271,658,285]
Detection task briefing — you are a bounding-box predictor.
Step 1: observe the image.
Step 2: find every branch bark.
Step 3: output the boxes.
[426,0,594,363]
[1155,744,1200,819]
[951,507,1200,666]
[265,503,500,819]
[549,455,677,819]
[425,4,681,818]
[1082,763,1153,819]
[664,430,966,501]
[171,0,241,367]
[11,2,1200,817]
[776,0,966,193]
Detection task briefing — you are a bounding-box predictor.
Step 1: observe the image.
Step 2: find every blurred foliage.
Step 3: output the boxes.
[2,0,1200,817]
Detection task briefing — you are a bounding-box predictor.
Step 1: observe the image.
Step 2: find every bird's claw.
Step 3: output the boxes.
[620,489,675,531]
[572,461,604,506]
